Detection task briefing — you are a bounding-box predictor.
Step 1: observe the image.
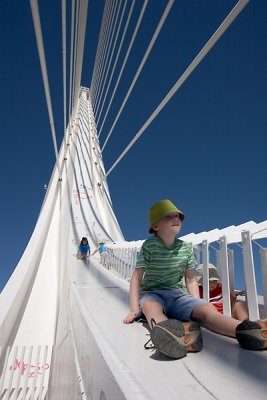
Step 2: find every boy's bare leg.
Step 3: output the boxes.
[232,301,249,321]
[191,303,240,337]
[142,300,167,328]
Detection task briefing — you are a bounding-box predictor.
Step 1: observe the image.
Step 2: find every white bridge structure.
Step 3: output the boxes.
[1,1,267,399]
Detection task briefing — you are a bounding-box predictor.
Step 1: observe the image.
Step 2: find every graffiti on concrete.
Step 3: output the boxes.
[9,359,50,378]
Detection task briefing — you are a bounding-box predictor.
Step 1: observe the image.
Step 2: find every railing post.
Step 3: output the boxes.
[227,248,235,293]
[260,247,267,317]
[194,245,201,265]
[128,248,133,280]
[216,249,221,273]
[202,240,210,302]
[118,248,122,274]
[120,248,123,277]
[122,247,124,278]
[132,248,137,278]
[123,248,127,279]
[219,236,231,317]
[241,230,259,321]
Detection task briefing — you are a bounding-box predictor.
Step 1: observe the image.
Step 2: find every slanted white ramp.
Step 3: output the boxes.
[1,89,267,400]
[1,0,267,397]
[0,89,125,399]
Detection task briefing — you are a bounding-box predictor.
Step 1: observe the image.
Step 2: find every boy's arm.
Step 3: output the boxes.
[185,268,200,298]
[92,244,99,255]
[230,290,246,304]
[123,268,143,324]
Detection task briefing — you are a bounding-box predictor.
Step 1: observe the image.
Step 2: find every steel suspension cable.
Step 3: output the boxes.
[71,0,80,117]
[68,0,75,128]
[101,0,174,150]
[95,0,126,120]
[93,0,118,111]
[91,0,115,107]
[90,0,111,106]
[96,0,135,126]
[105,0,249,177]
[61,0,67,151]
[73,0,88,107]
[29,0,61,177]
[98,0,148,139]
[73,1,83,106]
[90,0,109,106]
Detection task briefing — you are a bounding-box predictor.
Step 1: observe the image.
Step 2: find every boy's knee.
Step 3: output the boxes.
[191,303,218,323]
[142,300,162,313]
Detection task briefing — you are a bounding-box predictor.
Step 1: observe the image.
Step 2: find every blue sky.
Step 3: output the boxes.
[0,0,266,292]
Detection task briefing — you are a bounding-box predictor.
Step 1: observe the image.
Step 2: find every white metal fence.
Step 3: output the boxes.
[101,240,144,281]
[0,345,52,400]
[101,221,267,321]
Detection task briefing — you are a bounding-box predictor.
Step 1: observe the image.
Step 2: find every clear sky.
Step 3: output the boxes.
[0,0,267,292]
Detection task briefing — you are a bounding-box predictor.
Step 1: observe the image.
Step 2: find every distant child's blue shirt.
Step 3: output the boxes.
[79,244,90,254]
[99,243,106,254]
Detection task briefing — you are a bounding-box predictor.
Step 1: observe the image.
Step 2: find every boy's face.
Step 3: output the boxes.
[154,213,182,235]
[209,280,219,291]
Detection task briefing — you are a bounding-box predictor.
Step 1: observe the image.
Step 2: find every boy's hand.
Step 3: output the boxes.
[230,290,246,303]
[234,290,246,297]
[123,310,139,324]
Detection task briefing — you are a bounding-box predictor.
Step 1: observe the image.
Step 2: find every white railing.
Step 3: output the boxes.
[0,345,52,400]
[101,221,267,320]
[101,240,144,280]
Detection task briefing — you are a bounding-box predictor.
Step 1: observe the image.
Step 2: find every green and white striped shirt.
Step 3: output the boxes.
[136,236,196,290]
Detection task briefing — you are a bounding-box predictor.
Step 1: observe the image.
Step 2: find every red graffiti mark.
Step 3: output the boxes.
[9,359,50,378]
[72,189,93,204]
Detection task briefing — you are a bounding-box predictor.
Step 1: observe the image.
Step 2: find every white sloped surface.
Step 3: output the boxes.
[70,255,267,400]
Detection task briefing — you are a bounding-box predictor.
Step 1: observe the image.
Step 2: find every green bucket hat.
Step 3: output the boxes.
[148,199,185,233]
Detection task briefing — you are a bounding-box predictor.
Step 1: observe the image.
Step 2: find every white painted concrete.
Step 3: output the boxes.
[1,88,266,399]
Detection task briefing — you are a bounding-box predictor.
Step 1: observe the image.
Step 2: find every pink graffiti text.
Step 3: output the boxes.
[73,189,94,204]
[9,359,50,378]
